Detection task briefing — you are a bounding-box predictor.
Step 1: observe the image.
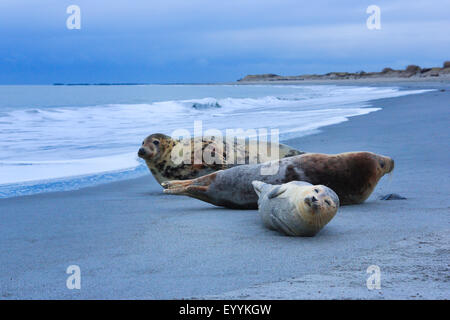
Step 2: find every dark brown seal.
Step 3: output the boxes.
[138,133,304,184]
[162,152,394,209]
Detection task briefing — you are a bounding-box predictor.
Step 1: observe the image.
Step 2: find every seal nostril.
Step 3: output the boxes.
[138,148,146,156]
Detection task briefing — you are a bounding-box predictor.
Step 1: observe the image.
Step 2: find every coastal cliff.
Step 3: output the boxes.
[238,61,450,82]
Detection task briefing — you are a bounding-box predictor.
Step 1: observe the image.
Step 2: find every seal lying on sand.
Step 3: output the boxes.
[162,152,394,209]
[252,181,339,236]
[138,133,303,184]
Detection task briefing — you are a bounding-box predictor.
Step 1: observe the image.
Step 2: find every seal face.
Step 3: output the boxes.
[137,133,304,184]
[162,152,394,209]
[252,181,339,236]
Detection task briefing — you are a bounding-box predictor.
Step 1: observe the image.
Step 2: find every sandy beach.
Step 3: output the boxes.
[0,81,449,299]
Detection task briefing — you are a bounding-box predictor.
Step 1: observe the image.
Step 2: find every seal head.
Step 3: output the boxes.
[138,133,171,163]
[138,133,180,184]
[296,184,339,230]
[252,181,339,236]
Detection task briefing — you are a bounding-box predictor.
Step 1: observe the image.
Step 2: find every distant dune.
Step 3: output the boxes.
[238,61,450,82]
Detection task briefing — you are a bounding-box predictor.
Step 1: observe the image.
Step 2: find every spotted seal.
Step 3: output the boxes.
[137,133,304,184]
[162,152,394,208]
[252,181,339,236]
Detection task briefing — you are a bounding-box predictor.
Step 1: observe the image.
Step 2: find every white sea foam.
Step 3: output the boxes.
[0,85,433,196]
[0,153,140,185]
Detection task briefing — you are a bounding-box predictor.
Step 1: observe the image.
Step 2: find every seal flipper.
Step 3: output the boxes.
[162,171,218,202]
[251,180,266,197]
[252,180,281,198]
[267,185,288,199]
[163,184,209,195]
[252,181,287,199]
[161,179,193,190]
[270,214,297,236]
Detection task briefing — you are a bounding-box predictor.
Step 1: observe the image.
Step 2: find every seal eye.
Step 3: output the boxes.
[153,140,160,146]
[314,189,319,193]
[325,200,331,206]
[142,141,144,145]
[380,161,385,168]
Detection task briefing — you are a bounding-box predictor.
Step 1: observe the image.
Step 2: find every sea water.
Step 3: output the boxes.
[0,84,430,198]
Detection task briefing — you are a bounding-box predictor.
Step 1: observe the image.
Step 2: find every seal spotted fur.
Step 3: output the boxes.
[138,133,304,184]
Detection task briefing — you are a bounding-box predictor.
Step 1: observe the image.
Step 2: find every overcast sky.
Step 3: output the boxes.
[0,0,449,84]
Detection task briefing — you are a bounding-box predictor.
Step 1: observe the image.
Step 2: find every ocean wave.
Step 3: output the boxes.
[191,101,222,109]
[180,97,223,110]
